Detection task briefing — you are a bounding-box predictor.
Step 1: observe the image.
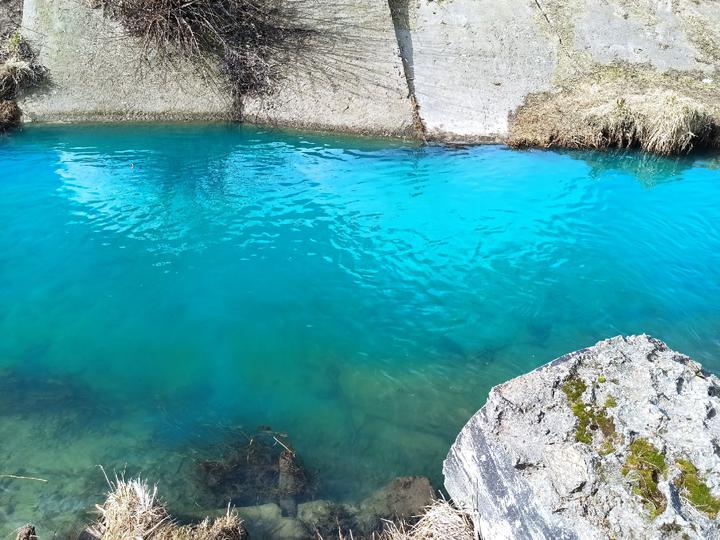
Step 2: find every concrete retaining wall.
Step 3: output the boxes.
[17,0,720,141]
[19,0,415,136]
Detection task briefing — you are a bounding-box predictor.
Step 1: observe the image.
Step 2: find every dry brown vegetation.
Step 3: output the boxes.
[376,499,475,540]
[83,476,247,540]
[80,475,472,540]
[0,33,46,99]
[0,32,46,131]
[102,0,316,103]
[0,98,21,130]
[508,66,720,156]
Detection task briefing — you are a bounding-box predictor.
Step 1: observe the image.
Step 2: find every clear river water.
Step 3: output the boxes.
[1,124,719,535]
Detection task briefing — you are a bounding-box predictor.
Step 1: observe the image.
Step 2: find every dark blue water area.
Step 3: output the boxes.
[0,124,718,533]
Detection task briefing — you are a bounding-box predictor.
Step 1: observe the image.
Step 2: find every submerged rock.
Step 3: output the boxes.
[235,503,306,539]
[443,335,720,540]
[297,500,358,539]
[15,525,36,540]
[197,430,311,511]
[235,476,435,538]
[356,476,435,531]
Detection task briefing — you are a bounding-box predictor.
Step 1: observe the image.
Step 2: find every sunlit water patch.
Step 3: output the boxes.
[0,124,719,535]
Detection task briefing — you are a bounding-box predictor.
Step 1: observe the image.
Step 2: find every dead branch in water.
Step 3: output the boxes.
[0,474,48,483]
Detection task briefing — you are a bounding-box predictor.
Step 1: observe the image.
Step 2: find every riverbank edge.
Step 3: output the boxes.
[12,0,720,154]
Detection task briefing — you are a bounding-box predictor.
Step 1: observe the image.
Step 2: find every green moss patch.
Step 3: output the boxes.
[622,439,667,518]
[675,459,720,519]
[599,439,615,456]
[562,375,617,445]
[562,376,587,402]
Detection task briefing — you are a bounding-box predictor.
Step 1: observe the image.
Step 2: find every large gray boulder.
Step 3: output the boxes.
[444,335,720,540]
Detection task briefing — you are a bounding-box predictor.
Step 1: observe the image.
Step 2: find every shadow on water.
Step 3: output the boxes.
[0,367,113,430]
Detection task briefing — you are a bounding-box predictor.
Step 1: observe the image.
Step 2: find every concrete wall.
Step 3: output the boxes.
[17,0,720,141]
[240,0,417,136]
[0,0,22,38]
[406,0,557,142]
[19,0,415,136]
[404,0,719,142]
[20,0,231,122]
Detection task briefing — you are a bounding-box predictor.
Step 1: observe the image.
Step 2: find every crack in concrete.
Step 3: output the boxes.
[387,0,426,140]
[532,0,579,69]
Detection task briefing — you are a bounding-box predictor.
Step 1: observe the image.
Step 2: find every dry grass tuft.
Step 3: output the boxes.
[103,0,315,100]
[0,59,38,97]
[85,474,247,540]
[0,32,46,100]
[86,477,171,538]
[0,99,21,130]
[377,499,475,540]
[154,509,247,540]
[508,68,720,156]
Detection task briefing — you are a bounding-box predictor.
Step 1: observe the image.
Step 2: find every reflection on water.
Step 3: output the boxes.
[565,149,694,187]
[0,124,719,534]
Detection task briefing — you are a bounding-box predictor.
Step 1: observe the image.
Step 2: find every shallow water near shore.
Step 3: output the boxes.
[1,124,719,535]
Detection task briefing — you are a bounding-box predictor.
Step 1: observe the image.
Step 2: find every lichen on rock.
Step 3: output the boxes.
[561,374,618,447]
[443,335,720,539]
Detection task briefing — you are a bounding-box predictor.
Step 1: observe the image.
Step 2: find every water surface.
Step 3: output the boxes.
[1,124,719,535]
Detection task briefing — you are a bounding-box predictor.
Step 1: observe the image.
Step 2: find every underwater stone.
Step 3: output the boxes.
[443,335,720,540]
[356,476,435,531]
[236,477,434,538]
[15,526,35,540]
[235,502,306,539]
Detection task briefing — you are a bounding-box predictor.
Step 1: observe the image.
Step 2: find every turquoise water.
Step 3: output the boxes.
[1,124,719,534]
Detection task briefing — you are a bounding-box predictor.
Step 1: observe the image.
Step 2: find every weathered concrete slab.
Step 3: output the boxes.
[19,0,415,136]
[15,0,720,141]
[406,0,557,142]
[19,0,231,121]
[241,0,416,137]
[572,0,705,72]
[404,0,720,142]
